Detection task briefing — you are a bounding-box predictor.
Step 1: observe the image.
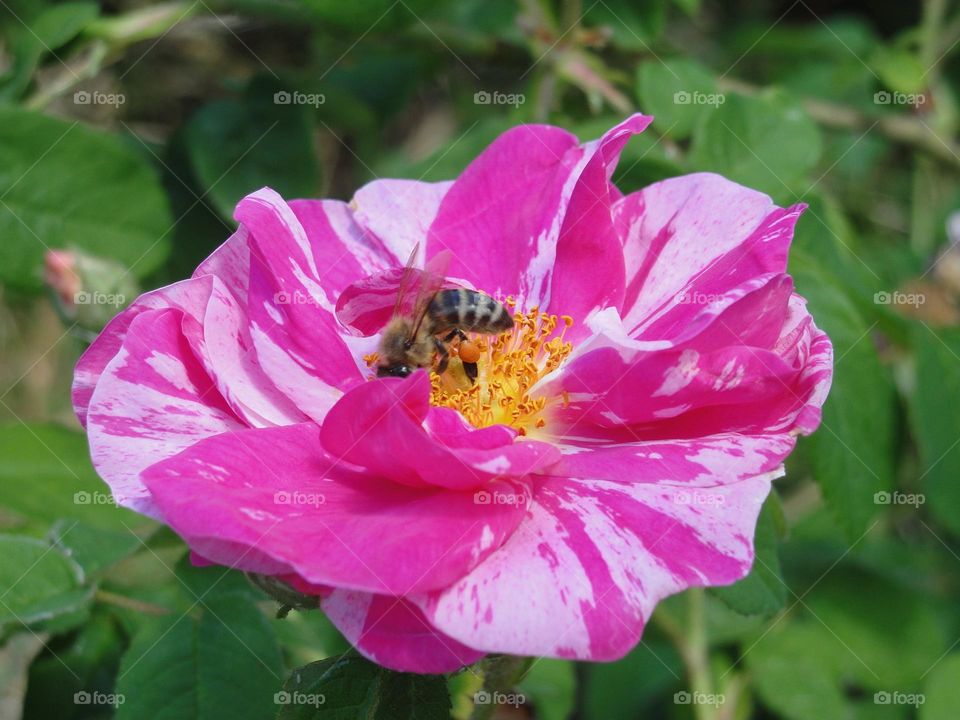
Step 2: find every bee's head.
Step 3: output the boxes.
[377,364,413,378]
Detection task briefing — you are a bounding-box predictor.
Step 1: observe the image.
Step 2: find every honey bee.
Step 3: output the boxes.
[376,245,513,383]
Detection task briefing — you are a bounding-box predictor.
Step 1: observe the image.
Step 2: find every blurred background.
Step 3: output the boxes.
[2,0,960,718]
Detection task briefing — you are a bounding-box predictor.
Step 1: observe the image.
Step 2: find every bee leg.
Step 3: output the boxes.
[462,361,479,384]
[434,337,450,375]
[441,328,466,343]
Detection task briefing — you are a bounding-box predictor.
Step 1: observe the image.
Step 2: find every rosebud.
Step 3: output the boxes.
[43,249,139,331]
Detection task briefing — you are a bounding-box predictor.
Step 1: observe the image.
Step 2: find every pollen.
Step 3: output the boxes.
[429,300,575,435]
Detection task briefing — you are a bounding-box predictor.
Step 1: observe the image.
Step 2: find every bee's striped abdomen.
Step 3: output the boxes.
[429,288,513,334]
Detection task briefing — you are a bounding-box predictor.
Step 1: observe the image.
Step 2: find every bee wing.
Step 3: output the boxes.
[390,242,422,320]
[406,249,451,342]
[335,244,423,337]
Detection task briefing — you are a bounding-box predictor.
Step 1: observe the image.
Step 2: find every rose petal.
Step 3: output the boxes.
[416,469,775,660]
[142,422,530,595]
[320,372,560,489]
[322,590,484,673]
[86,308,244,518]
[615,172,804,337]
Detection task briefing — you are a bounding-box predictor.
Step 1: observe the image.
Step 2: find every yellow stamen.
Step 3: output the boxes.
[429,300,574,434]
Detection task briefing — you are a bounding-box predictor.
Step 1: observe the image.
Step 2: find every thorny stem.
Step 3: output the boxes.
[469,655,533,720]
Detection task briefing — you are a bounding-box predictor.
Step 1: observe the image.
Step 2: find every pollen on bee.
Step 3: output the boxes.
[428,305,575,435]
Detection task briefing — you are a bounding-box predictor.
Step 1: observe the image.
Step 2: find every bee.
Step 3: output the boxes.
[376,245,513,383]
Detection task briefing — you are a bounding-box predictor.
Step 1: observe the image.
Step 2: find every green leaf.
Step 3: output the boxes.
[871,46,927,94]
[48,519,142,576]
[0,107,172,293]
[173,551,262,603]
[789,254,895,538]
[115,596,284,720]
[0,535,90,630]
[278,655,451,720]
[24,610,125,718]
[582,637,683,719]
[184,78,321,219]
[0,422,146,535]
[636,58,719,139]
[800,569,945,689]
[688,90,822,197]
[921,653,960,720]
[710,495,787,616]
[0,2,99,100]
[516,659,574,720]
[746,622,850,720]
[910,325,960,535]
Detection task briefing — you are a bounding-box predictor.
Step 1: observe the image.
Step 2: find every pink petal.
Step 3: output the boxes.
[415,468,776,660]
[615,172,804,337]
[427,116,650,316]
[549,114,652,336]
[426,124,581,305]
[237,189,367,422]
[320,372,560,489]
[322,590,484,673]
[540,275,831,438]
[351,179,453,264]
[141,423,530,595]
[86,308,244,518]
[73,277,213,427]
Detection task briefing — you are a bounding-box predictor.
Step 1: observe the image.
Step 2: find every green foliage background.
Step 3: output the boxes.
[1,0,959,718]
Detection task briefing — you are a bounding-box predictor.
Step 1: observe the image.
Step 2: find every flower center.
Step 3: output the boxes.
[429,301,574,435]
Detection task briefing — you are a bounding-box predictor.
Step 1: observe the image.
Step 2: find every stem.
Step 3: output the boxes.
[686,588,716,720]
[94,589,171,615]
[469,655,532,720]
